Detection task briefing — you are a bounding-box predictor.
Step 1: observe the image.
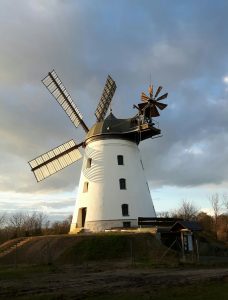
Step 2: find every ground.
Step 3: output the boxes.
[0,264,228,299]
[0,233,228,299]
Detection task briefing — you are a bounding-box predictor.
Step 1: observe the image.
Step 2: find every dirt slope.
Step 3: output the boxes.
[0,233,176,265]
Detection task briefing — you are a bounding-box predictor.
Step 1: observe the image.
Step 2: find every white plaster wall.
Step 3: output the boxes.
[70,138,156,232]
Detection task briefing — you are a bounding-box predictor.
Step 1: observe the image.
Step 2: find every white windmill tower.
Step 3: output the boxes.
[29,71,168,232]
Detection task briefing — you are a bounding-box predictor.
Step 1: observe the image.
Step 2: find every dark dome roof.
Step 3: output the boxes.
[85,113,137,142]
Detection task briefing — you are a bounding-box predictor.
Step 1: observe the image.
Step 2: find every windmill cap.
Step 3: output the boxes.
[85,112,138,143]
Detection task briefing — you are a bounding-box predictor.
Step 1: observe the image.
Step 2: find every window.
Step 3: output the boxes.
[123,222,131,228]
[119,178,126,190]
[83,182,89,193]
[86,158,92,168]
[117,155,124,165]
[122,204,129,216]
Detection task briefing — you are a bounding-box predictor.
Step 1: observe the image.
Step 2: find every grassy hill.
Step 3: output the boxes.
[0,232,178,266]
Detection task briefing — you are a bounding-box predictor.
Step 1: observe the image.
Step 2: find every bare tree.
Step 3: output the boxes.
[172,200,198,220]
[20,212,48,236]
[223,193,228,211]
[31,212,48,235]
[209,193,221,239]
[157,211,171,218]
[197,212,213,232]
[50,215,72,235]
[0,214,6,228]
[222,194,228,240]
[6,212,49,238]
[8,212,26,237]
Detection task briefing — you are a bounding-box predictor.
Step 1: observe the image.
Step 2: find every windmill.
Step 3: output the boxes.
[29,71,168,232]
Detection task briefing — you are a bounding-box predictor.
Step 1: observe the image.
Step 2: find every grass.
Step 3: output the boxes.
[5,280,228,300]
[58,234,130,263]
[57,233,166,263]
[56,232,179,266]
[0,262,227,300]
[82,281,228,300]
[0,264,58,280]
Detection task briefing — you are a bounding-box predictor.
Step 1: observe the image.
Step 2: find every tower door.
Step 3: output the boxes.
[76,207,87,228]
[81,207,87,227]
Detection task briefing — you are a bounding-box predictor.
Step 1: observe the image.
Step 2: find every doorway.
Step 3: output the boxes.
[81,207,87,227]
[77,207,87,227]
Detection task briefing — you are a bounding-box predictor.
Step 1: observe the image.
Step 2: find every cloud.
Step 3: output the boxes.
[1,0,228,214]
[0,191,76,220]
[223,76,228,84]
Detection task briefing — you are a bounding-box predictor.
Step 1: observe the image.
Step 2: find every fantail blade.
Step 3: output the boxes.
[156,93,168,101]
[150,105,160,117]
[154,101,167,110]
[141,92,150,102]
[148,85,153,98]
[154,86,162,98]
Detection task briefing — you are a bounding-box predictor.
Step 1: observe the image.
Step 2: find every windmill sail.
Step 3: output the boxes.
[95,75,116,122]
[29,140,82,182]
[42,70,89,132]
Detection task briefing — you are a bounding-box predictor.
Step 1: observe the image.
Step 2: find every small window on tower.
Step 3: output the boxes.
[117,155,124,165]
[122,204,129,216]
[83,182,89,193]
[119,178,126,190]
[86,158,92,168]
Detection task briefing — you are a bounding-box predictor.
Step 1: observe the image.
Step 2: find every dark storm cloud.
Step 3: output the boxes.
[1,0,228,201]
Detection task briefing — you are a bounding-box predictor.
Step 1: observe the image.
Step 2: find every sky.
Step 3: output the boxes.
[1,0,228,220]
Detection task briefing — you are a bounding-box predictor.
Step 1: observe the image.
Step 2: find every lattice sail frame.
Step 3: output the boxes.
[42,70,84,129]
[95,75,117,122]
[28,140,82,182]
